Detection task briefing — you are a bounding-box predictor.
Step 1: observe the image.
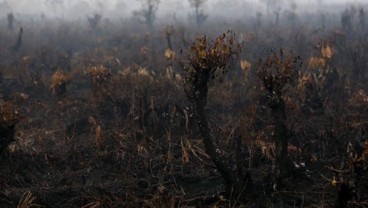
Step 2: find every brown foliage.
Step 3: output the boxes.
[50,69,71,97]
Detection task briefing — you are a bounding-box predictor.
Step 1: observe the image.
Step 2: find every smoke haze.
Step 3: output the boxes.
[1,0,366,21]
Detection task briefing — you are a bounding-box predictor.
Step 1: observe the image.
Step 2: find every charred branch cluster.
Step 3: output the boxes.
[256,50,302,186]
[181,32,251,196]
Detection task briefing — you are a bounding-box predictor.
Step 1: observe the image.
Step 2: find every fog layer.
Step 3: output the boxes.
[1,0,367,21]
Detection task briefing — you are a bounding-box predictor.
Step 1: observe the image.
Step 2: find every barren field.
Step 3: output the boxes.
[1,1,368,207]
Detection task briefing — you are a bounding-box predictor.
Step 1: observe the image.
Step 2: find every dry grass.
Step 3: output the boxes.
[17,191,39,208]
[50,69,71,97]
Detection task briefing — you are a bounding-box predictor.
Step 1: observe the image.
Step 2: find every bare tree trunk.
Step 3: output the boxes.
[192,73,236,187]
[271,100,289,185]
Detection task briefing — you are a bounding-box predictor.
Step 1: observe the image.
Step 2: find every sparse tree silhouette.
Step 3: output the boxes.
[341,8,353,33]
[13,27,23,52]
[46,0,64,17]
[188,0,207,27]
[359,8,366,30]
[133,0,160,29]
[259,0,282,24]
[88,13,102,30]
[7,12,14,30]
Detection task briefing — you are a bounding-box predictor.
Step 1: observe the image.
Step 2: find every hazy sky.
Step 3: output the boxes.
[1,0,366,20]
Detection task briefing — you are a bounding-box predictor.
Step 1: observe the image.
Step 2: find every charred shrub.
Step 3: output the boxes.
[50,69,71,98]
[0,101,21,156]
[180,31,248,196]
[256,49,302,187]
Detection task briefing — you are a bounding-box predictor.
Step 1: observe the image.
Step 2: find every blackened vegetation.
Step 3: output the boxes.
[0,102,19,155]
[335,181,356,208]
[13,27,23,52]
[256,50,302,187]
[181,32,245,196]
[1,5,368,207]
[7,13,14,31]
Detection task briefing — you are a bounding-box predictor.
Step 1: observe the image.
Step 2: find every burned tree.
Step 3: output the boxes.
[341,8,353,33]
[133,0,160,29]
[7,13,14,30]
[188,0,207,27]
[259,0,282,25]
[256,50,302,187]
[13,27,23,52]
[180,32,250,196]
[88,13,102,30]
[359,8,366,30]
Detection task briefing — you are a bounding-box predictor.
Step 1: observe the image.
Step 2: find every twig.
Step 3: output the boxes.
[324,165,350,173]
